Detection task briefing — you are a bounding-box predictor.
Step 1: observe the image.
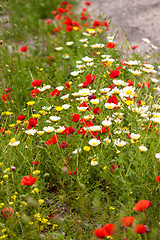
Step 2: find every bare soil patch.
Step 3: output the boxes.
[80,0,160,51]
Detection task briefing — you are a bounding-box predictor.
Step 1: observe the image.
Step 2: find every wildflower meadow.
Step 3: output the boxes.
[0,0,160,239]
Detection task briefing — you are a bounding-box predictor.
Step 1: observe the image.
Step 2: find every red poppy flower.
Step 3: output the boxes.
[88,94,96,100]
[107,95,118,105]
[27,118,37,129]
[45,19,51,24]
[93,228,106,238]
[2,93,11,102]
[93,20,101,28]
[80,12,88,20]
[127,79,133,86]
[126,133,131,139]
[79,101,88,108]
[93,107,102,114]
[49,89,60,97]
[68,168,77,175]
[61,1,67,5]
[20,174,38,186]
[72,114,80,122]
[60,141,69,149]
[103,21,108,27]
[20,46,27,52]
[72,21,79,27]
[133,200,151,212]
[30,89,39,97]
[101,126,107,133]
[84,1,91,6]
[133,224,146,234]
[106,42,116,48]
[47,56,55,64]
[132,45,138,50]
[46,135,59,145]
[77,128,86,136]
[84,22,89,27]
[104,223,116,236]
[31,79,43,87]
[0,127,6,133]
[53,26,61,32]
[64,81,70,90]
[51,10,57,15]
[156,175,160,182]
[110,163,120,172]
[5,87,12,93]
[58,7,64,14]
[31,160,39,165]
[61,127,75,135]
[18,115,25,121]
[66,25,73,32]
[1,207,14,218]
[63,18,72,25]
[55,14,62,21]
[122,216,135,227]
[79,118,94,127]
[110,70,120,79]
[83,74,95,87]
[67,4,72,8]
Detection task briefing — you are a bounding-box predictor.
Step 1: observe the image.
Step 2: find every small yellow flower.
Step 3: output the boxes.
[9,202,14,205]
[16,120,22,124]
[4,168,10,173]
[3,175,8,178]
[34,213,41,219]
[41,218,48,223]
[83,146,91,151]
[9,124,15,128]
[87,28,96,34]
[5,130,11,135]
[9,138,16,143]
[69,81,72,85]
[21,201,27,206]
[0,162,3,166]
[1,229,6,233]
[38,199,44,205]
[5,111,13,116]
[37,131,44,136]
[109,206,115,210]
[11,195,17,201]
[16,212,20,217]
[125,100,133,106]
[27,101,35,106]
[39,110,46,115]
[0,181,3,184]
[0,235,8,239]
[73,27,79,31]
[32,170,40,175]
[107,61,112,66]
[0,203,5,208]
[103,166,108,170]
[53,224,58,230]
[32,114,40,118]
[55,106,63,112]
[29,222,33,225]
[40,68,43,71]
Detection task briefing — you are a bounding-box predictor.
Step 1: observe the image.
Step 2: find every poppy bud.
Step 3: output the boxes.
[11,166,16,172]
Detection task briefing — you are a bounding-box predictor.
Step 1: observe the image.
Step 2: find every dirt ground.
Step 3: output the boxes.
[80,0,160,51]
